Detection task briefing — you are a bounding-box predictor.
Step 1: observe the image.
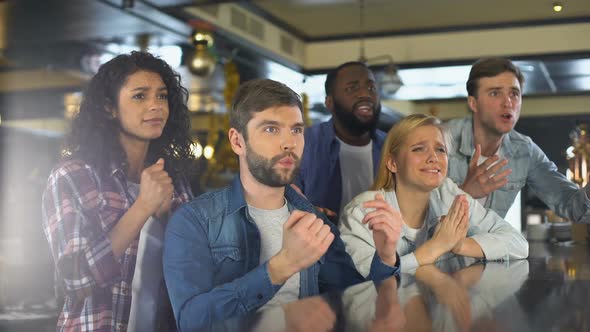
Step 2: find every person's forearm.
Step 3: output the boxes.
[379,253,397,267]
[414,240,446,266]
[268,253,297,285]
[453,238,484,258]
[109,201,152,257]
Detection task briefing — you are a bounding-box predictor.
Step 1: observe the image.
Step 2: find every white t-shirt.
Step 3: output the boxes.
[127,182,165,332]
[248,199,300,310]
[338,138,374,215]
[404,225,421,242]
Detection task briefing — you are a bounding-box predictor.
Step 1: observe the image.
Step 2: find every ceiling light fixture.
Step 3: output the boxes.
[187,30,216,77]
[357,0,403,96]
[553,2,563,12]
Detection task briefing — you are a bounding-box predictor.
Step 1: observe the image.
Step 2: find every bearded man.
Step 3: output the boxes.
[163,79,401,331]
[294,61,390,220]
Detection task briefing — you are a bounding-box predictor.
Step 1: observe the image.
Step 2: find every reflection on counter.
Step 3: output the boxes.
[4,242,590,331]
[203,242,590,332]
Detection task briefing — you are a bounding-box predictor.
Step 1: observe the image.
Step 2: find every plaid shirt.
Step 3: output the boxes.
[42,159,192,332]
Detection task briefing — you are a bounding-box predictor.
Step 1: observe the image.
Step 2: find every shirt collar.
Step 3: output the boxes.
[228,175,248,215]
[458,117,475,157]
[500,130,514,158]
[227,174,315,216]
[109,161,127,182]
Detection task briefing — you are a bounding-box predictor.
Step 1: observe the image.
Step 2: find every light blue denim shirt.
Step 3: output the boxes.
[163,175,399,331]
[339,178,529,273]
[446,117,590,222]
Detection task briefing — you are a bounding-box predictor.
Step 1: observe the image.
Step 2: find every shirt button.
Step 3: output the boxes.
[257,294,263,300]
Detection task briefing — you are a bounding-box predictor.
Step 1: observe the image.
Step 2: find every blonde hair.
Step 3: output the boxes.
[371,114,447,191]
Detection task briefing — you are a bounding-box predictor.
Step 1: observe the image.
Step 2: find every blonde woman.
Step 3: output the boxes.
[339,114,528,274]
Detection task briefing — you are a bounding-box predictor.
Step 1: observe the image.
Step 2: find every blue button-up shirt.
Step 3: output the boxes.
[163,175,400,331]
[293,119,387,216]
[446,117,590,222]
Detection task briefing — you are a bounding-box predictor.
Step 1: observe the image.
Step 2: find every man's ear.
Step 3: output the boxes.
[325,95,334,115]
[228,128,245,155]
[386,156,397,173]
[467,96,478,113]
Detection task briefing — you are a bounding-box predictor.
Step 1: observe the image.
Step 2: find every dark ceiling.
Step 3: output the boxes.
[2,0,590,101]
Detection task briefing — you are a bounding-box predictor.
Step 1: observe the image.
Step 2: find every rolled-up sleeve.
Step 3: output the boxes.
[461,186,529,260]
[339,192,402,277]
[339,194,378,278]
[42,165,122,300]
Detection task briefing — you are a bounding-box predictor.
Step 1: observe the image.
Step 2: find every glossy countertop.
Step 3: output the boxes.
[2,241,589,331]
[205,241,590,332]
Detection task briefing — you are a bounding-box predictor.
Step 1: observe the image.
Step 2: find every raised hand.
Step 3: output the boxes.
[431,195,469,253]
[451,195,470,254]
[269,210,334,284]
[459,144,511,199]
[136,158,174,217]
[362,193,403,267]
[109,158,173,257]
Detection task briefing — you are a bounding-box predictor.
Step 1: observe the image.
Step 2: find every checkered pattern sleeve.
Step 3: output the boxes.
[42,161,123,300]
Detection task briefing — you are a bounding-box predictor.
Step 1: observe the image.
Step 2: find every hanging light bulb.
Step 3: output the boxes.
[187,31,216,77]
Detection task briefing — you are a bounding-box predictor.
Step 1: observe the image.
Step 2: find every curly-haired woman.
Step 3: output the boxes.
[42,51,195,331]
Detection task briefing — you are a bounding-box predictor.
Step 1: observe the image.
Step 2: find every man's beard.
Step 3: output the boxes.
[245,143,301,187]
[332,97,381,136]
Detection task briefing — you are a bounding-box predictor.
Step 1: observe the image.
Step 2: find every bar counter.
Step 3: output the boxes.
[2,241,589,331]
[205,241,590,332]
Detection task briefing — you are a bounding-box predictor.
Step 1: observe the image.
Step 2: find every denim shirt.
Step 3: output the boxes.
[446,117,590,222]
[163,175,400,331]
[339,178,528,273]
[293,119,387,217]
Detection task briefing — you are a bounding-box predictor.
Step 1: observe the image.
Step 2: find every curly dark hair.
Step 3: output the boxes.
[65,51,195,181]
